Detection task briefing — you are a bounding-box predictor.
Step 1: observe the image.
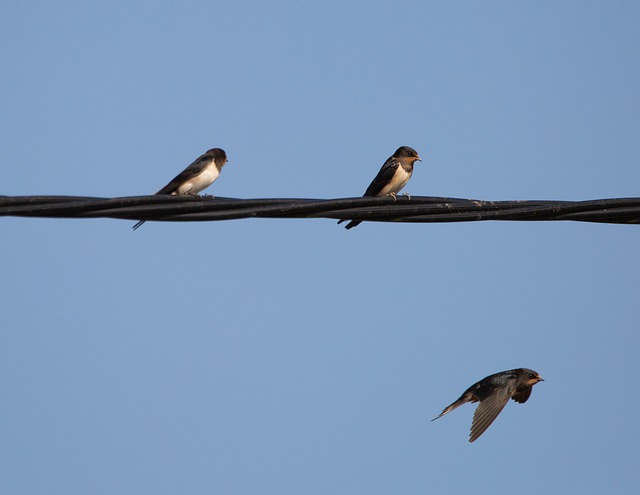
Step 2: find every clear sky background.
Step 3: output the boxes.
[1,1,639,494]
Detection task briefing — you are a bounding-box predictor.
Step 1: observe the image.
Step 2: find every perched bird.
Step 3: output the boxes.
[432,368,544,443]
[338,146,422,229]
[132,148,228,230]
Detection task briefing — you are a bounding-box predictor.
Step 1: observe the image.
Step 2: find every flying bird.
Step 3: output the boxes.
[432,368,544,443]
[132,148,228,230]
[338,146,422,229]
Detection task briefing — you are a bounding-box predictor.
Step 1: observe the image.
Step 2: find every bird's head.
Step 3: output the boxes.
[522,369,544,386]
[394,146,422,163]
[207,148,228,165]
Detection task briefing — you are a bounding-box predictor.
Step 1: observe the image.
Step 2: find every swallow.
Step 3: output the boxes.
[432,368,544,443]
[338,146,422,229]
[132,148,228,230]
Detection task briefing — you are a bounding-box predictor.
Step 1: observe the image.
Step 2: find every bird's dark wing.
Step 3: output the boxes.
[511,386,533,404]
[157,154,213,195]
[469,379,516,442]
[363,157,400,197]
[337,156,399,227]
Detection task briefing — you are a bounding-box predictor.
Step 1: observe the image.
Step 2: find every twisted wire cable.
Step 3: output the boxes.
[1,195,639,225]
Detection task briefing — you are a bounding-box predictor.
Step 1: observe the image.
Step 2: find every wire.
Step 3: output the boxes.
[1,195,639,225]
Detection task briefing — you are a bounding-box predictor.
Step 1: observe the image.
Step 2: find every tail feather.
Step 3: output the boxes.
[132,220,146,230]
[431,397,469,421]
[344,220,361,230]
[337,219,361,229]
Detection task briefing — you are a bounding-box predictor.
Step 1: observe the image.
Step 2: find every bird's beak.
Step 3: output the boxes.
[416,156,422,162]
[538,377,544,382]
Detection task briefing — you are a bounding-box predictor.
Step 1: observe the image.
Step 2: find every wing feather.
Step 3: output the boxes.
[511,386,533,404]
[363,158,400,197]
[157,154,214,195]
[469,379,515,442]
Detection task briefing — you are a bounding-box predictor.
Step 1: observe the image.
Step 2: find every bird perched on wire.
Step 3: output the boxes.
[338,145,422,230]
[132,148,228,230]
[432,368,544,443]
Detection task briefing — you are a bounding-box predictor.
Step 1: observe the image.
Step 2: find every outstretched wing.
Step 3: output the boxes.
[511,385,533,404]
[469,378,516,442]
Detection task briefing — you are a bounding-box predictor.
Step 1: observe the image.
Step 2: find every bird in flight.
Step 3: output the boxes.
[432,368,544,442]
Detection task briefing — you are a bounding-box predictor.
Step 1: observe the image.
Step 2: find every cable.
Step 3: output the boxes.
[1,195,639,225]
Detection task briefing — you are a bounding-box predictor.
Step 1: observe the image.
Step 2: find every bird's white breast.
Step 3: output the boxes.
[176,165,220,195]
[378,166,412,197]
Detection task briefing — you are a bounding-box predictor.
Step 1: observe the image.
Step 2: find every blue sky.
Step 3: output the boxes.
[1,1,639,494]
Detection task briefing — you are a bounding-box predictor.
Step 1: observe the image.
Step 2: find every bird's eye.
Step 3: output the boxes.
[529,373,537,379]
